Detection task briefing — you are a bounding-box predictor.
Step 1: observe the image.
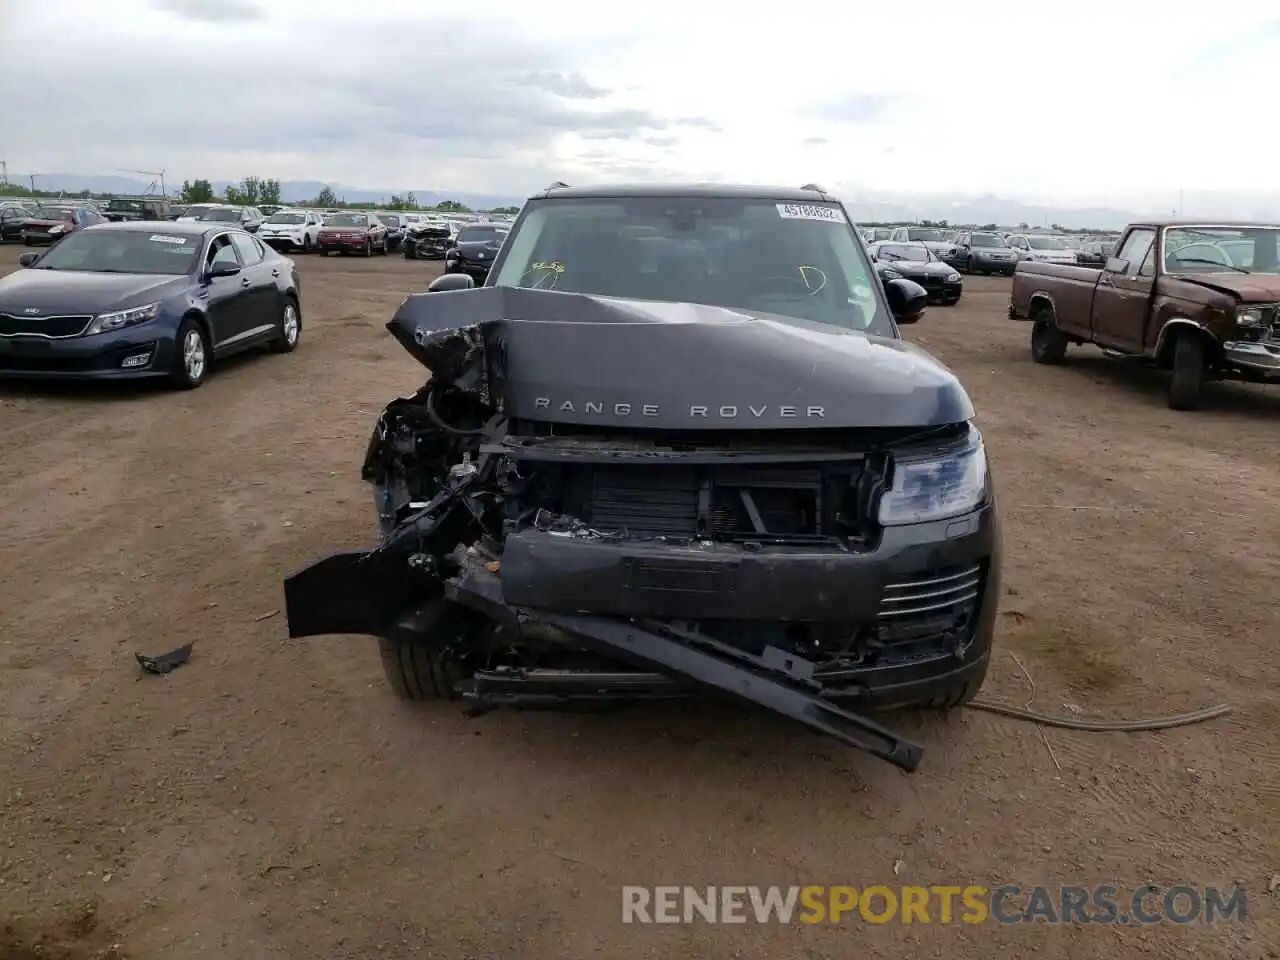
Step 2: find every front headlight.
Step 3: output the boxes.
[48,224,67,234]
[1236,308,1266,329]
[84,301,161,336]
[945,272,961,282]
[880,268,904,281]
[878,428,988,526]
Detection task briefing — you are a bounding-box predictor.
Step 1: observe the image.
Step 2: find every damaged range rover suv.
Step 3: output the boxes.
[284,183,1001,772]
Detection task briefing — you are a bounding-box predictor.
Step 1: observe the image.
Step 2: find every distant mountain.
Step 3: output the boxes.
[21,173,524,211]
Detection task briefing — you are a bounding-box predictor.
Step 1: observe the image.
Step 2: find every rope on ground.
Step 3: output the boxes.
[964,699,1232,731]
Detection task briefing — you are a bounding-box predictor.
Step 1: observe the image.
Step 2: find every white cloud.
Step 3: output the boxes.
[1,0,1277,210]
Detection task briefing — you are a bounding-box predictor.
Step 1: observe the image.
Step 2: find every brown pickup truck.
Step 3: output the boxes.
[1008,219,1280,409]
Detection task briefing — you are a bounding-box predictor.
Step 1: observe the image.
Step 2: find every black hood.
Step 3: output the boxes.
[453,239,503,257]
[387,287,973,430]
[0,269,187,315]
[883,261,957,277]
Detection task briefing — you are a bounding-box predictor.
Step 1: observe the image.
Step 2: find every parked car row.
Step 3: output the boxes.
[858,225,1122,275]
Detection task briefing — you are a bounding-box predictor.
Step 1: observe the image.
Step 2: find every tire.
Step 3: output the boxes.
[270,296,301,354]
[301,235,312,253]
[169,317,209,389]
[927,657,990,709]
[363,239,372,257]
[404,242,417,260]
[1030,305,1068,365]
[377,603,472,701]
[1168,332,1207,410]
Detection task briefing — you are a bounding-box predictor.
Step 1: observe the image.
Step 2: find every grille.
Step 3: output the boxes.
[0,313,92,338]
[873,563,984,662]
[566,462,849,540]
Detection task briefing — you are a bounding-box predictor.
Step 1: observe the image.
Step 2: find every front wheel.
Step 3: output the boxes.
[1168,333,1207,410]
[363,239,372,257]
[169,318,209,389]
[301,235,312,253]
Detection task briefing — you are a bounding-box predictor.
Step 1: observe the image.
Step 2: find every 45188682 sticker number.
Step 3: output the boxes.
[776,203,848,224]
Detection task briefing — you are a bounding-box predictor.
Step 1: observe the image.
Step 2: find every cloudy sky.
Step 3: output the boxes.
[1,0,1276,207]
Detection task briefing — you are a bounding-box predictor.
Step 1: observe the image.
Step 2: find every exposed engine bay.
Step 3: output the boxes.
[283,287,1002,772]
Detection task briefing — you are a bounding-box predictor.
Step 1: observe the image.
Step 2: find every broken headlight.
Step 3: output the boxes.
[878,427,988,526]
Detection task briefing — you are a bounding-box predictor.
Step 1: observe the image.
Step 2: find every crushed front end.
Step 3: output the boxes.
[283,288,1001,772]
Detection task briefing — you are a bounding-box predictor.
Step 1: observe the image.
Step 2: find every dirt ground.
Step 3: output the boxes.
[0,244,1277,959]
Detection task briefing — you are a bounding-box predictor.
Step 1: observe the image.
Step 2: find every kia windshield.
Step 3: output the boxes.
[1027,237,1067,250]
[492,196,894,335]
[267,213,306,224]
[30,230,198,275]
[34,206,75,220]
[458,226,505,243]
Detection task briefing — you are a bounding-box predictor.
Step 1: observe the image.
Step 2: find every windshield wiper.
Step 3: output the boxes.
[1172,257,1250,274]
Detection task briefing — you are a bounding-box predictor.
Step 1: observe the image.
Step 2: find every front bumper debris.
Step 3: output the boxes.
[286,551,929,771]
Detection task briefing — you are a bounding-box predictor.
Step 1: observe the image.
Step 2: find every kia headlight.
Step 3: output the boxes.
[84,301,161,336]
[878,428,988,526]
[946,272,961,282]
[48,223,68,234]
[880,267,904,281]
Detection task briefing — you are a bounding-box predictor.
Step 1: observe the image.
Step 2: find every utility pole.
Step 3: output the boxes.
[29,174,36,193]
[0,159,7,185]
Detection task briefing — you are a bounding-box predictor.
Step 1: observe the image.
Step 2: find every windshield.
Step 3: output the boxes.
[198,208,242,222]
[970,233,1005,248]
[31,229,198,275]
[878,244,932,262]
[491,196,893,336]
[326,214,368,227]
[33,206,75,220]
[381,215,402,226]
[1164,226,1280,273]
[458,225,505,243]
[267,213,306,224]
[1027,236,1067,250]
[906,228,943,242]
[108,200,144,211]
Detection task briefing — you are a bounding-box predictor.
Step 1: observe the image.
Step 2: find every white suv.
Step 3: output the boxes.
[258,210,325,253]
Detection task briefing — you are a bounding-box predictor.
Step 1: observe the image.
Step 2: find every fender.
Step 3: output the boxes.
[1154,316,1218,362]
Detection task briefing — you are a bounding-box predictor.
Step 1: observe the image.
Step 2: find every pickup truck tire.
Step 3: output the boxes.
[1168,333,1207,410]
[1030,306,1069,365]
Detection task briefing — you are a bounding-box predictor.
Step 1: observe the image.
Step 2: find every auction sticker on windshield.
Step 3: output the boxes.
[777,204,847,223]
[150,235,188,244]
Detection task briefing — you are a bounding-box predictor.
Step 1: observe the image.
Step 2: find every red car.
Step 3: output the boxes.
[317,213,388,256]
[22,204,106,245]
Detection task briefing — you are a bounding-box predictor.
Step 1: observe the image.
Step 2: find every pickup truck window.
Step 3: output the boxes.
[1115,229,1155,275]
[1164,226,1280,274]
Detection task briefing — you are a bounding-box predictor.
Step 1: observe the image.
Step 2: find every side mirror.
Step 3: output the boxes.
[1104,257,1129,274]
[885,277,927,324]
[207,260,241,279]
[18,252,39,268]
[427,273,476,293]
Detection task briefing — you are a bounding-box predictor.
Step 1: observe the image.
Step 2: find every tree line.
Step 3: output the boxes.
[178,177,519,215]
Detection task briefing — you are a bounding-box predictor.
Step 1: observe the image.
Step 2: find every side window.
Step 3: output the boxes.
[1116,229,1154,276]
[207,234,239,267]
[230,232,263,265]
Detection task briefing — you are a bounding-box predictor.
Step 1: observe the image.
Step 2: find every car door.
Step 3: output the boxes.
[229,231,279,338]
[200,233,253,347]
[1089,227,1155,352]
[0,206,26,240]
